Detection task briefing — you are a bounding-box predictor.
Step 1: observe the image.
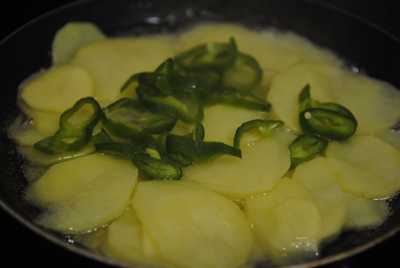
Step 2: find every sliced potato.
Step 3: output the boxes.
[292,157,346,240]
[244,177,322,265]
[343,193,389,229]
[25,154,138,232]
[326,135,400,199]
[201,104,264,145]
[267,62,400,134]
[182,136,290,200]
[70,37,177,103]
[131,180,253,268]
[52,22,106,66]
[103,208,167,267]
[20,65,94,113]
[180,24,341,74]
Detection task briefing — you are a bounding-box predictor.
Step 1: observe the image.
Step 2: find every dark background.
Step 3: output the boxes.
[0,0,399,267]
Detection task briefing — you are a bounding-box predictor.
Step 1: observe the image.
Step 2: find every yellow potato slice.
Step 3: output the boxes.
[52,22,106,66]
[25,154,138,232]
[343,193,389,229]
[182,136,290,200]
[70,37,177,102]
[267,62,341,132]
[201,104,265,145]
[244,177,322,265]
[20,65,94,113]
[292,157,346,240]
[131,180,253,268]
[180,24,340,74]
[267,62,400,134]
[103,208,167,267]
[326,135,400,199]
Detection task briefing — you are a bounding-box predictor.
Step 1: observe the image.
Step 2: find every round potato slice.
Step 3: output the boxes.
[103,208,167,267]
[131,180,253,268]
[70,37,177,103]
[182,136,290,200]
[267,62,400,134]
[326,135,400,199]
[20,65,93,113]
[244,177,322,265]
[25,154,138,232]
[292,157,346,240]
[52,22,106,66]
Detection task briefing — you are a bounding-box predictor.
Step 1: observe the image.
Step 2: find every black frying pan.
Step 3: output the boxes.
[1,1,400,267]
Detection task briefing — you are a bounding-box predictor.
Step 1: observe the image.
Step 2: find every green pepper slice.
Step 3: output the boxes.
[299,108,357,140]
[289,134,328,169]
[174,38,238,72]
[233,120,284,149]
[95,141,143,158]
[166,133,242,166]
[102,98,177,142]
[204,87,271,111]
[223,53,262,92]
[131,152,182,180]
[136,84,203,124]
[34,97,101,154]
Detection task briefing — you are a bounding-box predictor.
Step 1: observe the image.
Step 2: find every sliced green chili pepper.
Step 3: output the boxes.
[91,128,113,143]
[34,97,101,154]
[289,134,328,169]
[166,133,241,166]
[102,98,177,142]
[233,120,284,149]
[299,108,357,140]
[136,84,203,124]
[204,87,271,111]
[223,53,262,92]
[298,84,357,140]
[174,38,238,72]
[95,141,143,158]
[187,121,205,142]
[131,152,182,180]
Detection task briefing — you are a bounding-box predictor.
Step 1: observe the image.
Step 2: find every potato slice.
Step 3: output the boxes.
[202,104,264,145]
[131,180,253,268]
[20,65,94,113]
[179,24,340,74]
[292,157,346,240]
[326,135,400,199]
[343,193,389,229]
[182,136,290,200]
[52,22,106,66]
[70,37,177,103]
[267,62,400,134]
[103,208,167,267]
[25,154,138,232]
[244,177,322,265]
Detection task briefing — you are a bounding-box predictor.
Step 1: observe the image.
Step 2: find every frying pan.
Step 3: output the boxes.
[1,0,400,267]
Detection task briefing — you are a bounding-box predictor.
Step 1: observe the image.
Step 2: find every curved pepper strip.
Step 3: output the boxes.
[136,84,203,124]
[298,84,357,140]
[299,108,357,140]
[132,152,182,180]
[95,141,143,158]
[95,140,182,180]
[101,98,177,142]
[224,53,262,92]
[289,134,328,169]
[166,133,242,167]
[204,87,271,111]
[34,97,101,154]
[233,119,284,149]
[174,38,238,72]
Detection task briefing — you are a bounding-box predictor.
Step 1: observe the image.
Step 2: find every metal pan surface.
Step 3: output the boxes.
[1,0,400,267]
